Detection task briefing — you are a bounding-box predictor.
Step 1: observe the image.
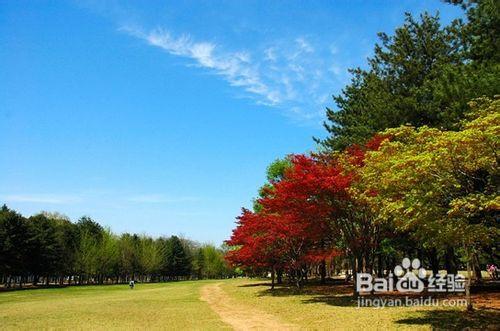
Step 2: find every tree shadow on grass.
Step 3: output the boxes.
[301,294,357,307]
[238,282,272,288]
[253,282,358,307]
[253,282,499,311]
[396,309,500,329]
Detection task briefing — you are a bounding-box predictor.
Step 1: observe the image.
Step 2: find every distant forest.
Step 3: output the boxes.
[0,205,237,288]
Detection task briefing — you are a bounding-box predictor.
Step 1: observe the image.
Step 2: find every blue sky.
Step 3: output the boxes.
[0,1,462,244]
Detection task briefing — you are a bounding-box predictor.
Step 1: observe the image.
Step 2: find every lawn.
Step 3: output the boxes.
[220,279,500,330]
[1,278,499,330]
[0,280,229,330]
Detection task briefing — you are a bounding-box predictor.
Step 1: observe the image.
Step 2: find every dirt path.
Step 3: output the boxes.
[200,283,298,330]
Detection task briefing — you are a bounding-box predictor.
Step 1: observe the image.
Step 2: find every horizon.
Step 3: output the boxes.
[0,1,463,245]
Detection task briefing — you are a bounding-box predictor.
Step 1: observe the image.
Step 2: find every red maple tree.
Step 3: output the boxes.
[226,134,389,288]
[227,154,349,287]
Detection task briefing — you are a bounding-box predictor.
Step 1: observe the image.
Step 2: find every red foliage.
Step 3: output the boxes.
[225,208,284,269]
[226,154,351,271]
[225,134,390,274]
[345,134,390,167]
[365,134,390,151]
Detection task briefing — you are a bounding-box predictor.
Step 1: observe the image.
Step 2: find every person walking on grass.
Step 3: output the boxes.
[488,265,498,280]
[129,280,135,289]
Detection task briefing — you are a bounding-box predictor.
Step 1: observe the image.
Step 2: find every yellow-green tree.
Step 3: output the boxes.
[359,97,499,310]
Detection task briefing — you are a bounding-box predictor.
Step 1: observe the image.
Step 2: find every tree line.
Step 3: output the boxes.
[225,0,499,310]
[0,206,236,288]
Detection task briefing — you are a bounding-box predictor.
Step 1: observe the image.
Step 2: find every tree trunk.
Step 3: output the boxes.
[271,267,275,290]
[465,245,473,312]
[429,248,440,276]
[277,269,283,284]
[377,253,383,277]
[352,255,360,298]
[329,257,334,277]
[472,252,482,282]
[319,259,327,284]
[295,268,302,288]
[445,247,458,275]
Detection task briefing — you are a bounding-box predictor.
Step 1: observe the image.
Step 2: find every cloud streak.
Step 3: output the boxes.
[126,194,199,203]
[124,27,280,106]
[2,194,82,204]
[2,192,200,205]
[123,26,344,124]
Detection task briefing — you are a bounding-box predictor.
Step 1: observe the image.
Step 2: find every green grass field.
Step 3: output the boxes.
[1,279,498,330]
[0,280,228,330]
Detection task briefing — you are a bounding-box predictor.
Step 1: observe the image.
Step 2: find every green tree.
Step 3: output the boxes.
[0,205,30,287]
[117,233,140,281]
[319,3,500,151]
[137,236,163,281]
[447,0,500,63]
[360,97,499,310]
[193,247,205,279]
[253,157,292,212]
[41,212,79,284]
[201,245,231,279]
[164,236,191,280]
[95,229,119,284]
[28,214,65,285]
[74,217,104,283]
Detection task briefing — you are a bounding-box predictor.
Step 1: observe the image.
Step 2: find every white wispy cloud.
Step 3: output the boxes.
[122,26,344,124]
[126,194,199,203]
[2,194,82,204]
[295,37,314,54]
[123,27,281,106]
[264,47,277,62]
[2,192,200,205]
